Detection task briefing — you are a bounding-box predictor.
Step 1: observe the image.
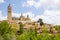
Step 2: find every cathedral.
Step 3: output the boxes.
[7,4,41,31]
[7,4,58,33]
[1,4,57,33]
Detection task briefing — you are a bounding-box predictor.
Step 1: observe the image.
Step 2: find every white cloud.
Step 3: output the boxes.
[22,0,60,25]
[0,0,4,3]
[12,12,35,22]
[23,12,35,18]
[33,10,60,25]
[0,0,60,25]
[0,11,2,17]
[0,10,58,25]
[22,0,41,8]
[12,13,21,17]
[22,0,60,9]
[12,12,35,19]
[12,11,60,25]
[0,11,7,21]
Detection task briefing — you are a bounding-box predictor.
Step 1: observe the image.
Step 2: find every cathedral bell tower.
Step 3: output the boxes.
[7,4,12,23]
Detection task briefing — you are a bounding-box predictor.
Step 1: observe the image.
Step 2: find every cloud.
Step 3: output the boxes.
[22,0,41,8]
[0,0,4,3]
[12,10,60,25]
[0,11,7,21]
[33,10,60,25]
[0,10,60,25]
[22,0,60,9]
[22,0,60,25]
[43,10,60,25]
[12,13,21,17]
[23,12,35,18]
[0,11,2,17]
[12,12,35,19]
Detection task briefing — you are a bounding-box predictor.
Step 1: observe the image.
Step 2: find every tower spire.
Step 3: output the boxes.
[9,4,10,6]
[8,4,11,8]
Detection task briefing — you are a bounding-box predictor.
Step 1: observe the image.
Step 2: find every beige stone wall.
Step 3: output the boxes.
[7,4,12,23]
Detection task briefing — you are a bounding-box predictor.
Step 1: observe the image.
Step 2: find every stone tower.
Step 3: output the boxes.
[7,4,12,23]
[20,13,25,20]
[25,15,31,22]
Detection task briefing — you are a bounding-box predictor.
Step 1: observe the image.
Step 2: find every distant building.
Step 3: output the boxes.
[6,4,57,33]
[7,4,41,30]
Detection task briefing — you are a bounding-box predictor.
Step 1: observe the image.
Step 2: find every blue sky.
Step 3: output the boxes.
[0,0,43,16]
[0,0,60,25]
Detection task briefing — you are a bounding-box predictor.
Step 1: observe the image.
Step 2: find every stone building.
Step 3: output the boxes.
[7,4,41,31]
[7,4,58,33]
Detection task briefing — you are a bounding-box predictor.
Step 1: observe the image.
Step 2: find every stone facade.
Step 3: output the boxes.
[7,4,58,33]
[7,4,41,30]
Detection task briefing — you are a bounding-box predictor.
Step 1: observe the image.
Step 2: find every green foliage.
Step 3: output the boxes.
[17,32,30,40]
[29,27,36,40]
[3,33,16,40]
[34,26,37,37]
[42,28,49,33]
[0,21,17,40]
[0,21,60,40]
[0,21,17,35]
[13,23,18,29]
[54,25,60,31]
[29,27,33,35]
[37,18,44,26]
[38,18,42,22]
[37,34,55,40]
[54,34,60,40]
[19,22,24,34]
[0,35,4,40]
[0,21,10,35]
[17,31,37,40]
[17,32,60,40]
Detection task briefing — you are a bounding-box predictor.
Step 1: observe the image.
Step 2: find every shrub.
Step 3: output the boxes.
[3,33,16,40]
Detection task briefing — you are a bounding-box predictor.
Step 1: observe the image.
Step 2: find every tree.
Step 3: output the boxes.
[13,23,18,30]
[3,33,16,40]
[54,25,60,33]
[34,26,37,37]
[19,22,24,35]
[0,35,4,40]
[0,21,11,35]
[17,32,30,40]
[29,27,37,40]
[38,18,44,26]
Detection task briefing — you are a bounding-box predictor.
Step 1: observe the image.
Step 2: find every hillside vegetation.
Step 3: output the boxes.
[0,21,60,40]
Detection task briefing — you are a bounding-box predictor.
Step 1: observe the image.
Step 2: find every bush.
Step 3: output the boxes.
[54,26,60,32]
[54,34,60,40]
[0,35,4,40]
[3,33,16,40]
[17,32,30,40]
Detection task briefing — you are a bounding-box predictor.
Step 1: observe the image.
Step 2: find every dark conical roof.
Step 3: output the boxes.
[25,15,31,20]
[8,4,11,8]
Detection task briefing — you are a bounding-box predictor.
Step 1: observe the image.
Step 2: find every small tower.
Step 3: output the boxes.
[7,4,12,23]
[20,13,25,20]
[25,15,31,21]
[27,15,29,18]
